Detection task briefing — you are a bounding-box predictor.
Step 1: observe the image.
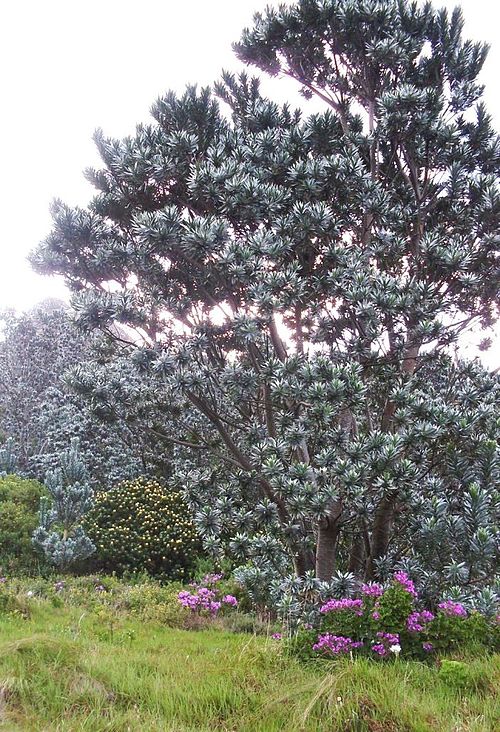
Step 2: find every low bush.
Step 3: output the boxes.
[0,475,47,574]
[84,476,200,581]
[288,572,499,662]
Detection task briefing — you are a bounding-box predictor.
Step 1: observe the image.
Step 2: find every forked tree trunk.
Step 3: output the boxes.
[365,494,395,579]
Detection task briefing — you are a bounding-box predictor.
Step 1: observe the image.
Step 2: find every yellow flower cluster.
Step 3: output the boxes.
[84,477,199,579]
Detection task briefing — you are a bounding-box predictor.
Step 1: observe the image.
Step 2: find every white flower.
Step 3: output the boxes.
[389,643,401,655]
[26,591,34,597]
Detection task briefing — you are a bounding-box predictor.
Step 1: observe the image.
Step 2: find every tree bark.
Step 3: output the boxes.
[348,530,366,575]
[294,548,315,577]
[315,508,341,581]
[368,336,421,572]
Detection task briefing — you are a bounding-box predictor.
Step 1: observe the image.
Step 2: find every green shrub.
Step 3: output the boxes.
[437,659,491,692]
[84,477,200,581]
[0,475,47,574]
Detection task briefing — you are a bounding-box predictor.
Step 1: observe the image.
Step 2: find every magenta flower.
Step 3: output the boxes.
[202,573,223,586]
[437,600,467,618]
[320,598,364,615]
[313,634,363,655]
[222,594,238,607]
[371,631,400,657]
[393,571,417,597]
[178,586,224,615]
[422,642,434,652]
[271,632,282,640]
[407,610,434,632]
[361,583,383,597]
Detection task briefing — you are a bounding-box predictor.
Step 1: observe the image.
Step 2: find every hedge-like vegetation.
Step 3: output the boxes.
[84,477,199,580]
[0,475,47,574]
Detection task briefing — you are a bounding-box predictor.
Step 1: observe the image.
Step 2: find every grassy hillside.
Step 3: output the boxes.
[0,600,498,731]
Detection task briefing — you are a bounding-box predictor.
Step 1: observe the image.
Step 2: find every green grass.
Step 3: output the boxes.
[0,602,498,731]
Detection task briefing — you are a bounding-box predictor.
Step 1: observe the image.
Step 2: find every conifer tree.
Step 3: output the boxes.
[33,438,95,568]
[32,0,499,594]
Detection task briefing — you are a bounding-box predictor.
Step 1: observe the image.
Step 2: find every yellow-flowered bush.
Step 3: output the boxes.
[84,477,200,581]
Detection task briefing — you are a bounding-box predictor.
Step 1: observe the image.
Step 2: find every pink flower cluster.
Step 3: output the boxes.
[178,587,221,614]
[202,573,223,585]
[407,610,434,632]
[393,571,417,597]
[422,642,434,653]
[313,634,363,655]
[178,583,238,616]
[320,598,364,615]
[361,583,383,597]
[437,600,467,617]
[371,631,400,657]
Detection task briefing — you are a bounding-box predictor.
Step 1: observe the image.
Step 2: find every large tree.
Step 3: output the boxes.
[32,0,499,591]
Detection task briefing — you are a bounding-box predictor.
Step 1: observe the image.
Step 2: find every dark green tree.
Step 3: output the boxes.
[32,0,499,595]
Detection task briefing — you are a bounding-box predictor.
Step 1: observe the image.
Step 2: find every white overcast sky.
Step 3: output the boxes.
[0,0,498,365]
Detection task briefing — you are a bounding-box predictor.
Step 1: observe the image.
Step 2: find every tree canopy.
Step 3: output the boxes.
[31,0,499,602]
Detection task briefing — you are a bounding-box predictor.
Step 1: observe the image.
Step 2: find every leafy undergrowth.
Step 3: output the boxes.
[0,603,498,731]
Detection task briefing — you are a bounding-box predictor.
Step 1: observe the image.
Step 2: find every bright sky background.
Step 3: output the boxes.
[0,0,498,366]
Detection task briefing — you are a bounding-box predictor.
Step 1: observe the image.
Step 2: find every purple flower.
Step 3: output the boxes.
[54,581,65,592]
[361,583,383,598]
[271,632,282,640]
[313,634,363,655]
[0,577,7,584]
[95,584,106,593]
[393,571,417,597]
[320,598,364,615]
[407,610,434,633]
[422,642,434,653]
[178,587,222,615]
[222,594,238,607]
[437,600,467,618]
[371,631,400,657]
[202,573,223,586]
[372,610,380,620]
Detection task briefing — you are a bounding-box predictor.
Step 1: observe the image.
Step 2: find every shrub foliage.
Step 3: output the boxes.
[0,475,47,574]
[84,477,199,580]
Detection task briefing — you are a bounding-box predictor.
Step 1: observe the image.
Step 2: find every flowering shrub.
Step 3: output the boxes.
[289,571,499,662]
[177,573,239,617]
[84,477,200,580]
[313,634,363,655]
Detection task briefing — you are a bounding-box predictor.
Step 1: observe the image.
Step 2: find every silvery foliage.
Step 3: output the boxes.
[33,438,95,568]
[31,0,499,607]
[0,437,17,476]
[0,305,143,487]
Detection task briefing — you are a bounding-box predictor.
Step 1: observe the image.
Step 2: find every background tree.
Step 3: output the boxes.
[32,0,499,598]
[0,303,146,486]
